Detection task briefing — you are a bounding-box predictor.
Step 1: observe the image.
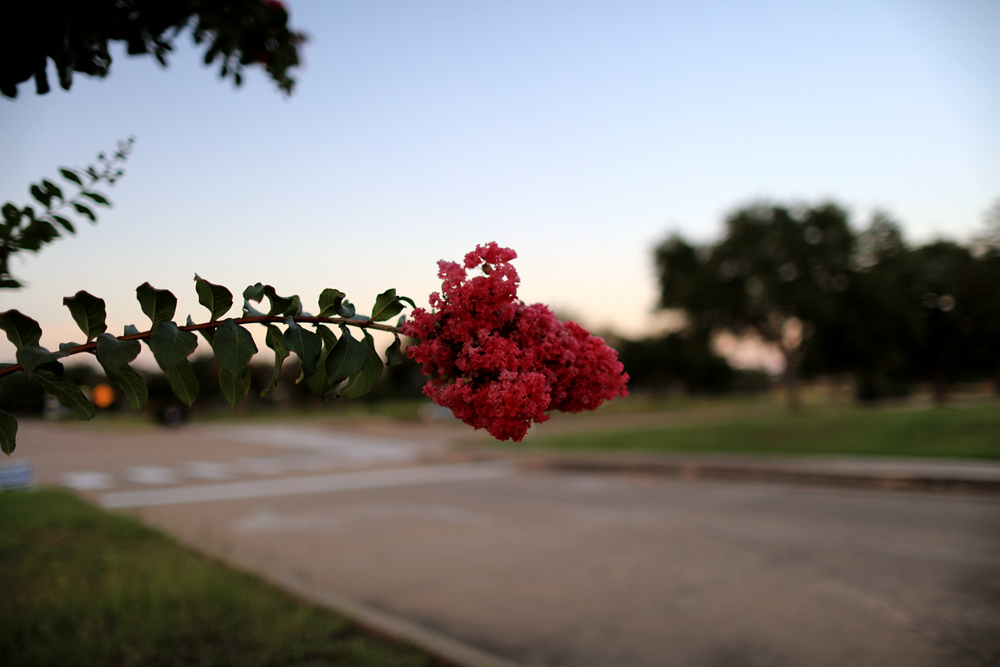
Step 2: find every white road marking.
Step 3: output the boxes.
[200,425,420,464]
[61,471,114,490]
[232,503,495,534]
[235,456,287,475]
[100,461,516,509]
[281,454,338,472]
[125,466,177,485]
[183,461,235,480]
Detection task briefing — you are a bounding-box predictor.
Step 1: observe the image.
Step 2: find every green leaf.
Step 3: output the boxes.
[325,326,368,385]
[263,286,299,316]
[211,319,257,377]
[73,202,96,222]
[30,184,51,207]
[148,321,198,371]
[124,324,141,336]
[242,300,265,317]
[243,283,265,302]
[370,289,406,322]
[194,274,233,320]
[2,203,20,225]
[339,331,384,399]
[0,310,42,348]
[242,284,266,317]
[34,368,96,420]
[0,278,23,289]
[63,290,107,341]
[318,289,356,318]
[136,282,177,325]
[52,215,75,233]
[60,168,83,185]
[0,409,17,455]
[282,318,322,376]
[165,360,199,406]
[42,180,63,202]
[16,345,65,376]
[317,289,342,317]
[95,333,141,378]
[386,336,403,366]
[305,368,333,397]
[316,325,339,354]
[19,220,60,248]
[304,325,337,398]
[115,364,148,412]
[262,325,289,398]
[315,324,337,362]
[16,235,42,253]
[82,191,111,206]
[219,367,252,407]
[188,315,215,345]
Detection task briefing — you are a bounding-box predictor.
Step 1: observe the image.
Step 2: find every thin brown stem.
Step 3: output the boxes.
[0,315,404,379]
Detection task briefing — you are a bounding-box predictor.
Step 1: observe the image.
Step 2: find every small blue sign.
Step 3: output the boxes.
[0,463,33,490]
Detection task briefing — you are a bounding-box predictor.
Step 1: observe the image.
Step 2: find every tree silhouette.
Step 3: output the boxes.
[655,202,854,411]
[803,214,923,400]
[0,0,305,98]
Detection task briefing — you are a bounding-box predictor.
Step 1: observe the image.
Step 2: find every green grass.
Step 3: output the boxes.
[530,404,1000,459]
[0,489,440,667]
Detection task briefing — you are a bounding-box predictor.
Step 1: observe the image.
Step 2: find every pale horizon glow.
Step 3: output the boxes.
[1,0,997,370]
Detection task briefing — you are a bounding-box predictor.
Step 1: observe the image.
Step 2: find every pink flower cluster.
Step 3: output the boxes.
[403,243,629,441]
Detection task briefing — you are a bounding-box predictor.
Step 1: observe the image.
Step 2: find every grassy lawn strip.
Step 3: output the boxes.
[531,405,1000,459]
[0,489,441,667]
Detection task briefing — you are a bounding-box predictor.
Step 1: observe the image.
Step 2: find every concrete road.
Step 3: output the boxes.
[8,421,1000,667]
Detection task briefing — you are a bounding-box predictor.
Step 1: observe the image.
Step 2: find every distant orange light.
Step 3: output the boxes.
[92,383,116,409]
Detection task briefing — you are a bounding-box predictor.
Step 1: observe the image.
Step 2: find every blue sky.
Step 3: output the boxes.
[1,0,997,366]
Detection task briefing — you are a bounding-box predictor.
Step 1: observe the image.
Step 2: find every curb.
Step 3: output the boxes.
[211,548,522,667]
[512,454,1000,496]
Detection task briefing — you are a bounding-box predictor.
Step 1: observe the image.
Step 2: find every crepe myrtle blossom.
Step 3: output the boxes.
[403,243,629,441]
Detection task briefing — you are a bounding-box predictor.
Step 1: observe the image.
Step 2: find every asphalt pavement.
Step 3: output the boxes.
[5,418,1000,667]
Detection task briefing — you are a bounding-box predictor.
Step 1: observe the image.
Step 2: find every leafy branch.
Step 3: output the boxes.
[1,138,135,289]
[1,2,306,98]
[0,276,415,455]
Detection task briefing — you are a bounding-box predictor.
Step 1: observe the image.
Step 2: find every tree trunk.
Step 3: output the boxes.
[932,365,950,407]
[781,345,803,413]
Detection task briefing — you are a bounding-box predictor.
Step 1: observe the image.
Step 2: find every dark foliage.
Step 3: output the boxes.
[656,200,1000,405]
[618,331,735,394]
[0,0,305,98]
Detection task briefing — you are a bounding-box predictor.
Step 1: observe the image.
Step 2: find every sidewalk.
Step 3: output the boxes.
[492,450,1000,495]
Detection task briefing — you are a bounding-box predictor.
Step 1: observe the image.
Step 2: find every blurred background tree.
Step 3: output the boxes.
[0,0,305,98]
[803,214,923,402]
[653,202,854,411]
[617,331,734,395]
[910,241,1000,403]
[2,1,306,285]
[1,139,135,289]
[647,200,1000,409]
